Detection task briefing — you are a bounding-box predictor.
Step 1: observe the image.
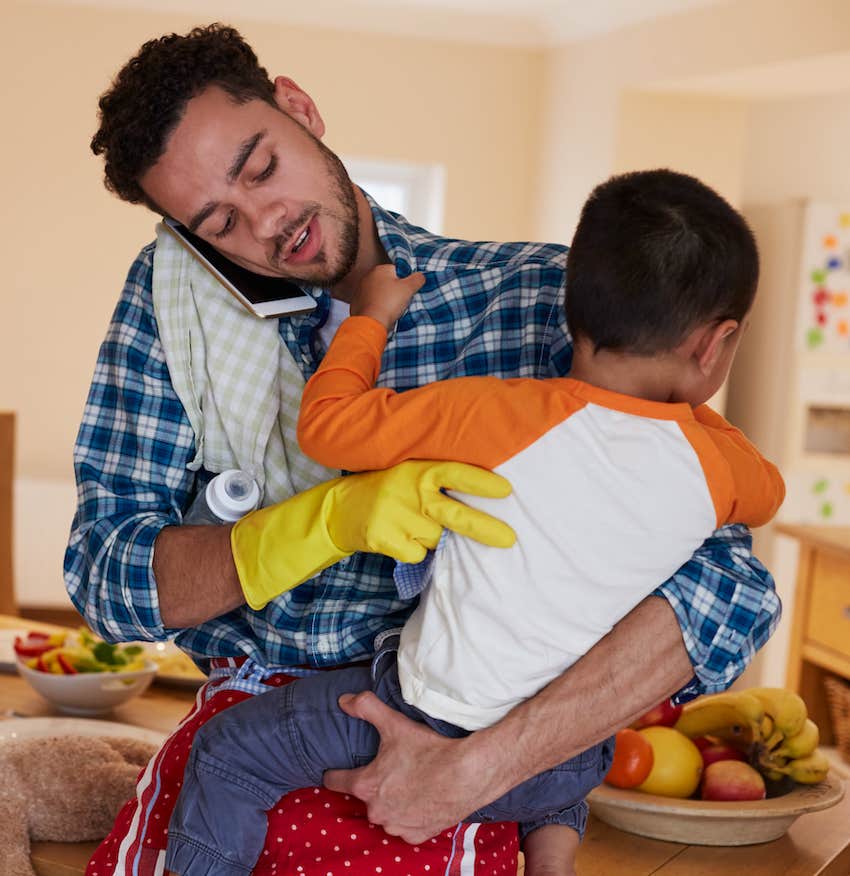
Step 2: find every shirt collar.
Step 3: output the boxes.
[363,189,417,276]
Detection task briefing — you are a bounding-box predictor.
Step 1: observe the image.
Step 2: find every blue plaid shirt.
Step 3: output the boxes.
[64,198,780,697]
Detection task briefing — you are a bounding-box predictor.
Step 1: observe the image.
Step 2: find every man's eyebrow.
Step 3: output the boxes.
[187,131,267,233]
[188,202,218,234]
[227,130,266,183]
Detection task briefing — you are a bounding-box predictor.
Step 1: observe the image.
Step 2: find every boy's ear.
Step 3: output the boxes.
[679,319,739,376]
[273,76,326,139]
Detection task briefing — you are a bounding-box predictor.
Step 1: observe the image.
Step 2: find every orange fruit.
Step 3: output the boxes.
[605,728,654,789]
[635,726,703,798]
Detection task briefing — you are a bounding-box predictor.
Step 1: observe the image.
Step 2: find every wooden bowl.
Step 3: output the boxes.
[588,772,844,846]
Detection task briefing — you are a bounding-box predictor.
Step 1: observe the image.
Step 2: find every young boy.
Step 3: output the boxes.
[165,169,784,876]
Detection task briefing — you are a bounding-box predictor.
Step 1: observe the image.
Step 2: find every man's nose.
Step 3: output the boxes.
[248,198,287,241]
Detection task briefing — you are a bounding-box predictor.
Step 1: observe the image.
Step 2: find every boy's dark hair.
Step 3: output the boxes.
[566,169,759,354]
[91,24,276,211]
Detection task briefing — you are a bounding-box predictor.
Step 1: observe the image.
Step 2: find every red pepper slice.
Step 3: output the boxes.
[13,635,54,658]
[57,653,78,675]
[35,654,49,672]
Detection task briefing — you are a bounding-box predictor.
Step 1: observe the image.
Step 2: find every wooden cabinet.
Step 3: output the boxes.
[780,523,850,745]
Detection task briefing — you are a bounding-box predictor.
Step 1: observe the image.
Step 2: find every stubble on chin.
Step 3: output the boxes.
[274,216,357,288]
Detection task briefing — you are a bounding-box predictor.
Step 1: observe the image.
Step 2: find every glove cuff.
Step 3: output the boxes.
[231,479,351,610]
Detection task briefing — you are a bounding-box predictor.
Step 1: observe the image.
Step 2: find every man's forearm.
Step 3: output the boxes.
[153,524,244,627]
[462,595,693,799]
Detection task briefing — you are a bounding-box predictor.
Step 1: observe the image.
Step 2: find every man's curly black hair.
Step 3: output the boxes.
[91,23,276,211]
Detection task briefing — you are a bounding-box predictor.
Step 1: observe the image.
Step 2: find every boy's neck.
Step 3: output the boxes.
[329,187,390,303]
[569,341,683,404]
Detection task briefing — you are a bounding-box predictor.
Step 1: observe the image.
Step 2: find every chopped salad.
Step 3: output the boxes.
[14,628,149,674]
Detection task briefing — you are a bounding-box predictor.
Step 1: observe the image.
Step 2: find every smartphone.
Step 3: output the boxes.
[161,218,317,318]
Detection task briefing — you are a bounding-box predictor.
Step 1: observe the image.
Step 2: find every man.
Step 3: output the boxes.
[68,23,780,876]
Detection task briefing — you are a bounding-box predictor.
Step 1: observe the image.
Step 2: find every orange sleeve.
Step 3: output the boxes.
[297,316,581,471]
[689,405,785,528]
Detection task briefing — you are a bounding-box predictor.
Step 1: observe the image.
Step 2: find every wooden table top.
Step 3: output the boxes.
[2,615,850,876]
[775,523,850,557]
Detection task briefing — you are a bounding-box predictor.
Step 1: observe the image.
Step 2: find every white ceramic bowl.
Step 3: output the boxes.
[16,658,157,716]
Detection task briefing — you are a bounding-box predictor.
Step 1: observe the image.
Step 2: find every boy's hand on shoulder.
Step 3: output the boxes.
[351,265,425,330]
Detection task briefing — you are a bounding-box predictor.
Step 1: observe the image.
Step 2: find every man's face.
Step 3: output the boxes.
[140,85,359,286]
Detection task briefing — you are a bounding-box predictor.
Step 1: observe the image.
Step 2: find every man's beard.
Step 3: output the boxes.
[270,136,360,288]
[317,139,360,285]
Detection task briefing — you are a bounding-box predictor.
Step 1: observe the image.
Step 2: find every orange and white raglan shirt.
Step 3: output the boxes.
[298,316,785,732]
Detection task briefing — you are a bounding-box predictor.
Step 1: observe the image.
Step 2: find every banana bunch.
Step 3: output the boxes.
[675,690,765,745]
[674,687,829,785]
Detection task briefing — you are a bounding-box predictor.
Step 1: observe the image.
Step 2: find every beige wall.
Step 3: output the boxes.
[533,0,850,242]
[614,93,749,205]
[0,1,544,483]
[742,90,850,205]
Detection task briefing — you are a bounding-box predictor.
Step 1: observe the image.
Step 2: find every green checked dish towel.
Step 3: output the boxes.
[151,222,337,507]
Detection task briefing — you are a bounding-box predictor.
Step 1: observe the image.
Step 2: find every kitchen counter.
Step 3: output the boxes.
[1,616,848,875]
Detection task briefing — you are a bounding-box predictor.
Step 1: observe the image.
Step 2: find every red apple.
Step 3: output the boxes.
[692,736,714,752]
[700,760,766,801]
[633,699,684,729]
[700,741,747,770]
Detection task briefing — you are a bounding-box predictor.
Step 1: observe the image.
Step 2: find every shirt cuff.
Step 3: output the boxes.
[653,525,782,695]
[66,512,173,642]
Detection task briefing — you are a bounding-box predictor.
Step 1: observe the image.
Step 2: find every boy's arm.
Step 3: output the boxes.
[692,405,785,527]
[298,316,572,472]
[298,315,485,469]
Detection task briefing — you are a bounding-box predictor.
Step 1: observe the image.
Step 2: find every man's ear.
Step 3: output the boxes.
[273,76,326,139]
[683,319,739,376]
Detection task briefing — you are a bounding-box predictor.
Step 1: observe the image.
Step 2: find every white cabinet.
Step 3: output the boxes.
[726,201,850,686]
[729,201,850,527]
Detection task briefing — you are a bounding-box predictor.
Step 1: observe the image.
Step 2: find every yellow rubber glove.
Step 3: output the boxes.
[231,460,516,610]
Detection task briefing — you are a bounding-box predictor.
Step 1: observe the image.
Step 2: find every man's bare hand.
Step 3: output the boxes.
[322,691,490,843]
